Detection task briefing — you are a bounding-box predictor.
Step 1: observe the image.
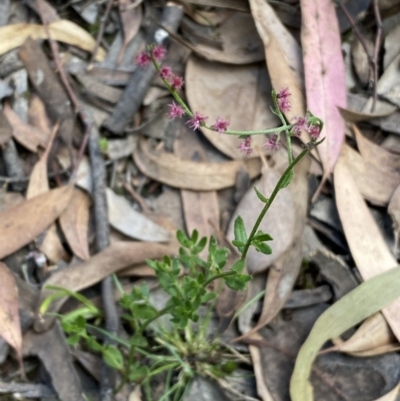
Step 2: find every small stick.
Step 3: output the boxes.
[88,0,114,69]
[336,0,380,112]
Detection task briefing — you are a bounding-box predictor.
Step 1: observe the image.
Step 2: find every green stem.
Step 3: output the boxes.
[140,305,174,332]
[203,271,236,287]
[240,142,319,261]
[208,124,293,137]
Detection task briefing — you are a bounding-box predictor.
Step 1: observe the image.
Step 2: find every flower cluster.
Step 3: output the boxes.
[291,115,321,141]
[238,136,252,156]
[277,87,291,113]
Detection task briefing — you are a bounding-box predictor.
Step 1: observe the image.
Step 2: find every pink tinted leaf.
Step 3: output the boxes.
[301,0,346,181]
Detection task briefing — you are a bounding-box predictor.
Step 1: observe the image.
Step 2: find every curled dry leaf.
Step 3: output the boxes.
[0,110,12,146]
[133,139,262,190]
[227,165,295,274]
[377,53,400,108]
[331,312,397,354]
[0,185,73,259]
[349,124,400,206]
[301,0,346,183]
[0,20,105,60]
[34,241,171,332]
[339,93,397,123]
[388,184,400,255]
[3,102,48,152]
[175,125,220,244]
[107,188,170,242]
[342,144,399,206]
[190,12,265,64]
[0,262,23,376]
[334,155,400,341]
[59,189,91,261]
[373,383,400,401]
[185,56,277,159]
[117,0,142,65]
[249,0,305,123]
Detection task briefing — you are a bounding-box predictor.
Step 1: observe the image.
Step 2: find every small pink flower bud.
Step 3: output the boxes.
[276,87,291,113]
[186,112,207,130]
[160,66,172,80]
[211,117,229,134]
[136,51,151,67]
[238,136,253,156]
[291,116,308,137]
[308,124,321,140]
[264,135,280,151]
[167,102,185,120]
[152,45,167,62]
[170,75,184,90]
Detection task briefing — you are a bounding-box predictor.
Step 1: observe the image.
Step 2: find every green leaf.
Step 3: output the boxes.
[254,186,269,203]
[233,216,247,244]
[177,230,191,247]
[193,236,207,254]
[231,240,245,247]
[253,231,273,242]
[231,260,245,273]
[66,334,80,345]
[225,273,251,291]
[102,345,124,370]
[130,334,148,347]
[253,241,272,255]
[290,267,400,401]
[191,229,199,243]
[201,292,216,303]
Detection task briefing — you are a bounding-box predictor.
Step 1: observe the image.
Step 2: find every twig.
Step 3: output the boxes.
[336,0,380,112]
[35,4,119,399]
[372,0,382,112]
[103,3,184,134]
[88,0,114,69]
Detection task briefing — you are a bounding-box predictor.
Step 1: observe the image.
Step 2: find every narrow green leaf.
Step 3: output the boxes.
[233,216,247,244]
[191,229,199,243]
[253,242,272,255]
[290,266,400,401]
[254,186,269,203]
[102,345,124,370]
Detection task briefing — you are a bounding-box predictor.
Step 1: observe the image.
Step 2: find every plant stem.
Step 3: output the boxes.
[240,141,322,261]
[203,271,236,287]
[140,305,174,331]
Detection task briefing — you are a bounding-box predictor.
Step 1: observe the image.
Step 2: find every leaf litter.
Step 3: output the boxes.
[1,1,400,400]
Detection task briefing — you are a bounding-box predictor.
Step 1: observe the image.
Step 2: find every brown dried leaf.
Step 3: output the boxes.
[4,101,48,152]
[333,312,396,354]
[343,141,400,206]
[189,12,265,64]
[0,185,73,259]
[133,139,262,190]
[28,94,53,135]
[175,125,220,241]
[0,262,23,375]
[117,1,142,65]
[34,241,171,332]
[59,189,91,261]
[334,154,400,341]
[250,0,305,124]
[185,57,276,159]
[0,20,105,60]
[0,109,12,146]
[107,188,170,242]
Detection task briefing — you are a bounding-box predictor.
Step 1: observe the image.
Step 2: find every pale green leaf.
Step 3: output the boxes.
[290,266,400,401]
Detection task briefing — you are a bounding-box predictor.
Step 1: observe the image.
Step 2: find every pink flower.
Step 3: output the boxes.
[276,87,291,113]
[136,51,151,67]
[186,112,207,130]
[264,135,280,151]
[238,136,252,156]
[308,124,321,140]
[152,45,167,62]
[291,116,308,137]
[170,74,184,90]
[211,117,229,134]
[160,66,172,80]
[167,102,185,120]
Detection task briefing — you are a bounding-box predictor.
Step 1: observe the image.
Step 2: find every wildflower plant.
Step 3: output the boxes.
[42,43,325,400]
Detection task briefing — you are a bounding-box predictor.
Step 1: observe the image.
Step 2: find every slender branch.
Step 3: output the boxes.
[336,0,379,112]
[88,0,114,68]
